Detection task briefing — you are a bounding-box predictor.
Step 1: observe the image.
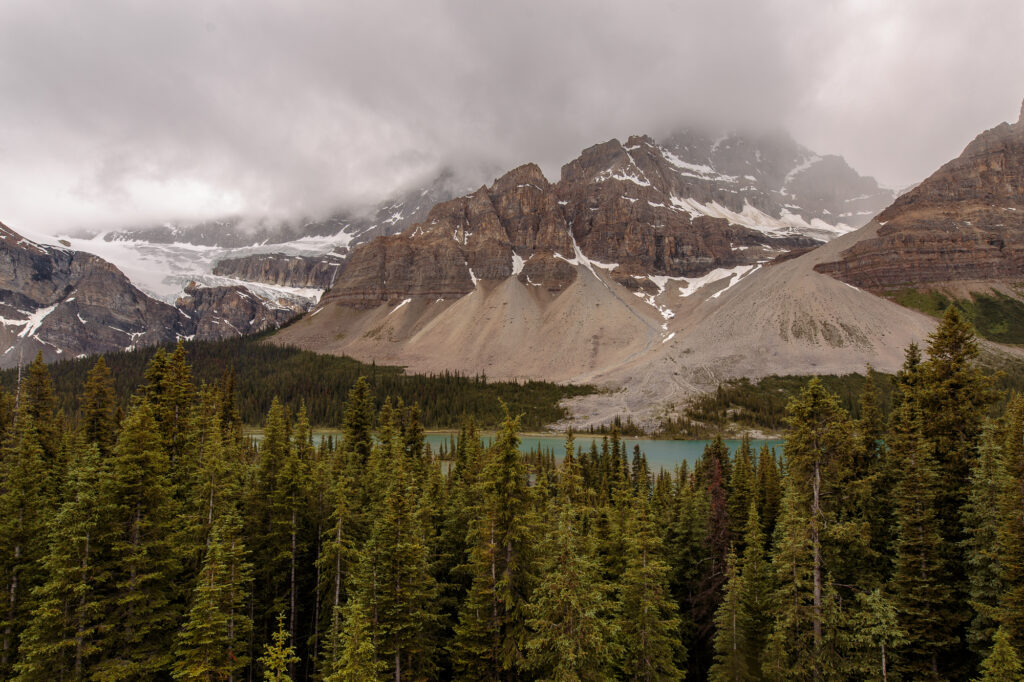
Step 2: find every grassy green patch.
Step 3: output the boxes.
[0,334,596,430]
[658,371,895,438]
[891,288,1024,344]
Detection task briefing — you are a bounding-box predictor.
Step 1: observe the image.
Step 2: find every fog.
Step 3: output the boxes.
[1,0,1021,233]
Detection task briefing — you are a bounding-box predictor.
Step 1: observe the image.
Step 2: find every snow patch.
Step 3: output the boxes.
[18,304,57,338]
[511,251,525,276]
[387,298,412,316]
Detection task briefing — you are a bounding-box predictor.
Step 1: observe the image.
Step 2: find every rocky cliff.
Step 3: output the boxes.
[815,106,1024,290]
[175,281,301,340]
[212,252,346,290]
[0,222,308,366]
[322,131,889,309]
[0,222,191,365]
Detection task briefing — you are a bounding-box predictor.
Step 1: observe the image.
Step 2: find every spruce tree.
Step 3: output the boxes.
[451,410,536,680]
[342,377,374,465]
[889,400,958,679]
[780,378,854,672]
[763,478,816,681]
[353,435,439,680]
[976,625,1024,682]
[0,415,51,676]
[92,399,182,679]
[259,614,299,682]
[738,501,771,677]
[617,493,684,680]
[963,422,1008,656]
[845,588,906,682]
[328,596,386,681]
[80,356,118,456]
[172,508,254,680]
[710,549,751,682]
[14,444,106,680]
[998,394,1024,649]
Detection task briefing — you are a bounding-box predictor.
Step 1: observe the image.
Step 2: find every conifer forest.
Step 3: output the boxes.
[1,307,1024,681]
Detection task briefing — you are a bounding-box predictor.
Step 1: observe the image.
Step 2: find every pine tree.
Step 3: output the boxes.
[92,399,182,679]
[172,508,254,680]
[525,505,617,680]
[998,394,1024,649]
[259,613,299,682]
[846,588,906,682]
[889,400,958,679]
[80,356,118,456]
[328,596,386,681]
[617,493,684,681]
[354,435,439,680]
[780,378,854,673]
[738,501,771,677]
[451,409,536,680]
[0,415,52,676]
[962,422,1008,656]
[976,625,1024,682]
[710,549,751,681]
[14,443,106,680]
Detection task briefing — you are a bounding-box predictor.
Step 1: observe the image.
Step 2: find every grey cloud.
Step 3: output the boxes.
[0,0,1021,234]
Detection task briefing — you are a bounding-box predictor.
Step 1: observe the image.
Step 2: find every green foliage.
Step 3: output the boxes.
[662,371,896,437]
[259,613,300,682]
[977,625,1024,681]
[0,335,595,430]
[891,287,1024,345]
[5,310,1024,681]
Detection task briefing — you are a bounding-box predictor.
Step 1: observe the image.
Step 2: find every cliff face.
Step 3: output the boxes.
[324,135,845,308]
[816,107,1024,290]
[175,281,301,340]
[212,253,346,290]
[0,222,312,365]
[0,222,191,365]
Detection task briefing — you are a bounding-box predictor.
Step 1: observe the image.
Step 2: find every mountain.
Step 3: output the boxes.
[318,131,891,310]
[273,130,910,427]
[815,105,1024,292]
[0,222,305,367]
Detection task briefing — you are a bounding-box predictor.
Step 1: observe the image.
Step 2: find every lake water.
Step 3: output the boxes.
[250,431,786,472]
[425,433,785,472]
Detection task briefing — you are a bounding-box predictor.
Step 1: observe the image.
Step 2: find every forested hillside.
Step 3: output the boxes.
[0,335,596,431]
[1,307,1023,680]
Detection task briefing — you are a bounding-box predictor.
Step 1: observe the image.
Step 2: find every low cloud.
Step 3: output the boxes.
[0,0,1021,233]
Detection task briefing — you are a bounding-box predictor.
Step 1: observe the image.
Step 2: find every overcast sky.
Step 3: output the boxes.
[1,0,1022,234]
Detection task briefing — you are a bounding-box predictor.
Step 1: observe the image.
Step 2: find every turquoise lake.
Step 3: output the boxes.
[253,432,786,472]
[424,434,785,472]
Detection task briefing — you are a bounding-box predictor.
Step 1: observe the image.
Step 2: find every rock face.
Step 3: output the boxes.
[324,132,888,309]
[175,282,301,341]
[212,253,346,290]
[0,222,191,365]
[0,222,313,365]
[816,107,1024,290]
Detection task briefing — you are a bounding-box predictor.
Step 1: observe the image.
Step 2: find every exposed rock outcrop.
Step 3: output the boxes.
[816,107,1024,290]
[0,222,191,365]
[175,281,301,340]
[212,253,346,290]
[323,135,855,308]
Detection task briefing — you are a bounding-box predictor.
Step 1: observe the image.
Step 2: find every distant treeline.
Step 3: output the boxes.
[0,334,596,430]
